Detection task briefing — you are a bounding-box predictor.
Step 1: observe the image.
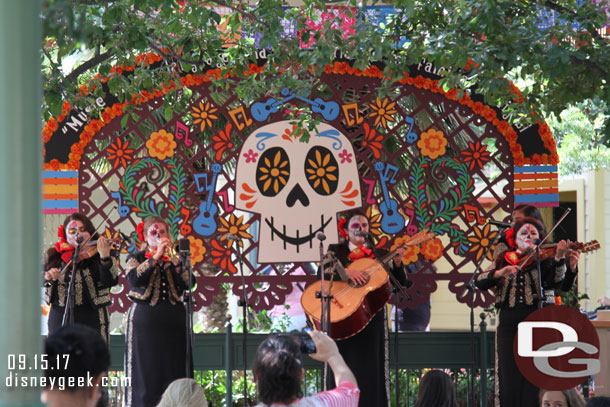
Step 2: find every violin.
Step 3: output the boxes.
[77,238,124,261]
[516,240,600,270]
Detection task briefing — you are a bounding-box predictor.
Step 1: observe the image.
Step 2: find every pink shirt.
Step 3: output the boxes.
[254,381,360,407]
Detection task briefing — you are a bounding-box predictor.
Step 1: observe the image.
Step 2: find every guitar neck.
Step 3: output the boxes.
[205,174,218,206]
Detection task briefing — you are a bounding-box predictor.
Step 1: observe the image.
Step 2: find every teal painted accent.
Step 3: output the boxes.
[0,1,42,405]
[43,171,78,178]
[514,165,558,173]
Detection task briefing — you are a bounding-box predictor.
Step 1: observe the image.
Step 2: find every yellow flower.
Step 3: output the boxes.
[417,129,447,159]
[468,223,497,262]
[369,97,397,129]
[191,101,218,132]
[146,129,177,160]
[217,213,253,248]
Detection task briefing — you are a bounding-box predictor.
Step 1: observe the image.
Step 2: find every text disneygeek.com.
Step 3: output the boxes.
[5,372,131,391]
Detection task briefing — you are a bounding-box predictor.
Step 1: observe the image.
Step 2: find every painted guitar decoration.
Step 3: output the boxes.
[374,162,406,234]
[193,164,221,237]
[301,229,435,340]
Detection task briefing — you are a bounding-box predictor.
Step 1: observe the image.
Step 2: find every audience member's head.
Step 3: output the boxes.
[415,369,457,407]
[251,334,304,405]
[539,388,586,407]
[156,378,208,407]
[513,204,543,224]
[586,396,610,407]
[42,324,110,407]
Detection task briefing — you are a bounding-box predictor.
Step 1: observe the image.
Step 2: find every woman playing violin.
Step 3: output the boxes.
[43,213,119,342]
[124,216,194,407]
[475,217,580,407]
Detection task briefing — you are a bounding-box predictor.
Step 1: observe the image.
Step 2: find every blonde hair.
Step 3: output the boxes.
[156,378,207,407]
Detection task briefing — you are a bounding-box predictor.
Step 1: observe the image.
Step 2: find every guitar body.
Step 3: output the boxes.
[379,198,404,234]
[301,258,391,340]
[193,203,218,237]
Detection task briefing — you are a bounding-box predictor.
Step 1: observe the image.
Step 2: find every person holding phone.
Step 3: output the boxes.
[251,330,359,407]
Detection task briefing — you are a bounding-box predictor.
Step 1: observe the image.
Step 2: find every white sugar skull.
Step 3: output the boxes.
[235,121,362,262]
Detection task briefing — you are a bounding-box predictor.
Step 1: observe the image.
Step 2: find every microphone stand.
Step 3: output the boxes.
[460,225,507,407]
[361,233,409,407]
[316,234,332,391]
[62,240,82,326]
[181,246,194,378]
[234,237,250,406]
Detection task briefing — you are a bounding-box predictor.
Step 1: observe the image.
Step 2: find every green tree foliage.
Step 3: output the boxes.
[42,0,610,142]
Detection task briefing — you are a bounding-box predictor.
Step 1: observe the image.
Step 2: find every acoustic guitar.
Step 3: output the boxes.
[301,230,434,340]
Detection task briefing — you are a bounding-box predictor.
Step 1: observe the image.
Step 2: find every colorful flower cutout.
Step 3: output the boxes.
[106,138,135,168]
[338,149,352,163]
[191,101,218,132]
[258,149,289,195]
[468,223,497,262]
[217,214,253,248]
[210,239,237,274]
[391,235,421,265]
[461,141,491,171]
[369,97,397,129]
[146,129,177,160]
[187,236,206,263]
[417,129,447,159]
[361,123,384,159]
[420,237,444,261]
[243,149,259,163]
[212,122,234,161]
[305,148,339,195]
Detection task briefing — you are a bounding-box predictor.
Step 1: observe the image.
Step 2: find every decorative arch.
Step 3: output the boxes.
[42,53,560,312]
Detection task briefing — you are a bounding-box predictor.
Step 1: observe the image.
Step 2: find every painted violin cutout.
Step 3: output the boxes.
[516,240,600,270]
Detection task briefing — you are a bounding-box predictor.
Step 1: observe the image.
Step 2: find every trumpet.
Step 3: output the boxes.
[164,241,180,261]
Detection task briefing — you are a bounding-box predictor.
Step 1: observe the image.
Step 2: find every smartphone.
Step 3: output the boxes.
[293,332,317,354]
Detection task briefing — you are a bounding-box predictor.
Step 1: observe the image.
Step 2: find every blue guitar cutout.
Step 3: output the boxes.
[374,162,406,234]
[193,164,222,237]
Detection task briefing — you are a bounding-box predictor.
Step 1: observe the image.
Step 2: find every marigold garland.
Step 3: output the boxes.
[43,54,558,170]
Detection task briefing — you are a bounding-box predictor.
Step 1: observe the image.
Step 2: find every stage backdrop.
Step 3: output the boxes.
[42,53,560,312]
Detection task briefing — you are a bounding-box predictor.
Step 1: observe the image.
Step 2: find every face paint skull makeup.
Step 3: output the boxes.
[235,121,362,262]
[347,215,369,246]
[515,223,540,252]
[147,223,161,248]
[66,220,90,247]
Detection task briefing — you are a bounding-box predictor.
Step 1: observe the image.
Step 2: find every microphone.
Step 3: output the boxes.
[179,238,190,255]
[486,219,512,229]
[76,234,84,244]
[119,232,135,247]
[224,233,239,241]
[315,231,326,241]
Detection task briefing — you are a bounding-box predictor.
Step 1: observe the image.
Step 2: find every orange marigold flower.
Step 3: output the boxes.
[210,239,236,274]
[417,129,447,159]
[41,304,50,317]
[369,97,397,129]
[187,236,206,263]
[445,89,459,100]
[191,100,218,133]
[106,138,135,168]
[212,123,234,161]
[361,123,384,159]
[391,236,420,265]
[420,237,444,261]
[217,213,253,248]
[146,129,177,160]
[48,159,61,171]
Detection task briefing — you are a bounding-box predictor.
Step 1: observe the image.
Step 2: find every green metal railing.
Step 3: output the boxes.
[108,316,495,406]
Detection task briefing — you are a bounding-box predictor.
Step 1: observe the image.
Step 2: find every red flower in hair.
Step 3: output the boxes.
[505,227,516,249]
[137,222,145,244]
[57,225,66,241]
[337,218,348,240]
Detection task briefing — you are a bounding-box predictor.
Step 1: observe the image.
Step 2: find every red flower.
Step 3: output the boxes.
[106,138,135,168]
[210,239,237,274]
[361,123,384,159]
[212,123,234,161]
[461,141,491,171]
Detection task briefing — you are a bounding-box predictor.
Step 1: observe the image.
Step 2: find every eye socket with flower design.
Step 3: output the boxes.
[305,146,339,195]
[256,147,290,197]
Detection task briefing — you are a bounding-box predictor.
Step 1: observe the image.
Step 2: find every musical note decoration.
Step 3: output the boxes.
[174,121,193,147]
[404,116,418,143]
[180,208,192,236]
[228,106,253,131]
[342,103,363,127]
[111,191,130,217]
[374,162,406,234]
[192,163,222,236]
[463,204,485,225]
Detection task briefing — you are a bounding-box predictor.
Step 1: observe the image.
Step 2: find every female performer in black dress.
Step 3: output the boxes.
[125,216,193,407]
[43,213,118,342]
[321,209,407,407]
[474,217,580,407]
